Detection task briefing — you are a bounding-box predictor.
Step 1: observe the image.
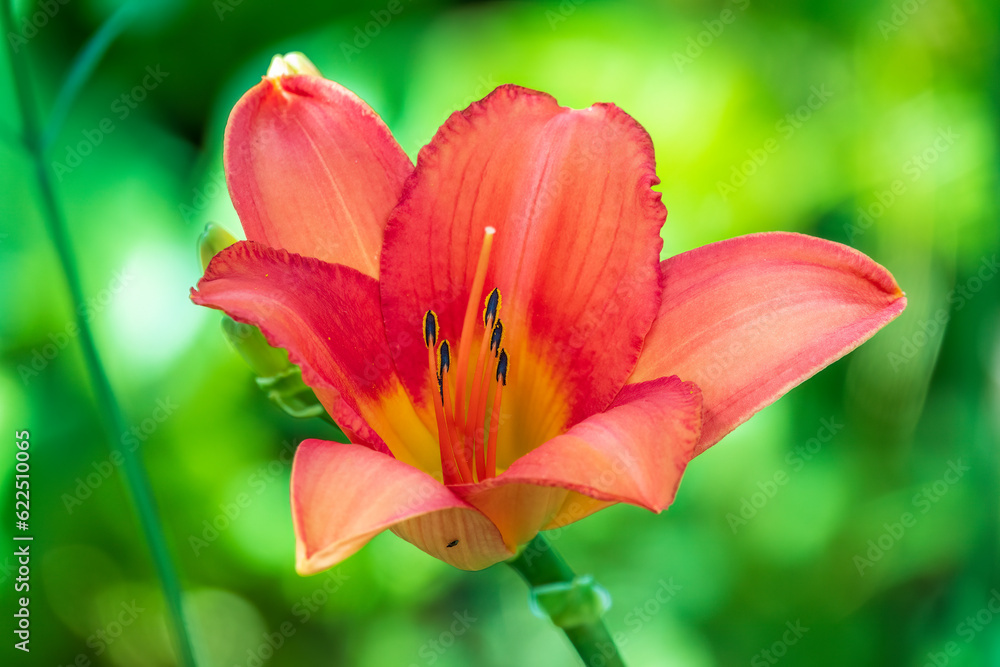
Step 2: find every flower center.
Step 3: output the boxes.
[421,228,509,484]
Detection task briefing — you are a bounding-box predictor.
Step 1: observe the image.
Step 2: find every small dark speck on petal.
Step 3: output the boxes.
[446,540,459,548]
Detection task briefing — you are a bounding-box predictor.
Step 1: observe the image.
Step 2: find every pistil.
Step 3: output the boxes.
[485,349,508,479]
[453,227,495,434]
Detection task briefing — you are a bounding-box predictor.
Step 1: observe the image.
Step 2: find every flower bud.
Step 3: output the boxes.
[221,316,288,378]
[198,223,237,271]
[220,316,326,419]
[267,52,321,78]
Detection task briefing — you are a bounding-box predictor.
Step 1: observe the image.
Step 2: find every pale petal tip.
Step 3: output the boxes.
[294,537,332,577]
[266,52,321,78]
[295,557,319,576]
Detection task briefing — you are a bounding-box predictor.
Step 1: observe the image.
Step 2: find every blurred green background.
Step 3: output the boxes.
[2,0,998,665]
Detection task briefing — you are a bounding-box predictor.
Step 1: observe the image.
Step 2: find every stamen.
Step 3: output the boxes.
[438,341,473,483]
[438,338,452,373]
[422,310,439,349]
[496,349,508,384]
[468,292,503,481]
[453,227,496,434]
[423,317,459,484]
[421,314,470,484]
[434,373,463,484]
[471,318,503,481]
[483,288,501,328]
[485,349,508,479]
[482,321,504,469]
[429,374,458,483]
[489,320,504,356]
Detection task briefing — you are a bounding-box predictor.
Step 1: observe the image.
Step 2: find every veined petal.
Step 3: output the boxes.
[225,73,412,276]
[292,440,512,572]
[191,241,438,470]
[453,376,702,549]
[629,232,906,453]
[380,85,664,456]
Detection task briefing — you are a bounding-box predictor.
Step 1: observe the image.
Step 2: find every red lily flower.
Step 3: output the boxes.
[192,55,906,573]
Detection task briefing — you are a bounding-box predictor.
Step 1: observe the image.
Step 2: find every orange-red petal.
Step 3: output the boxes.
[225,73,412,276]
[453,376,702,549]
[292,440,512,572]
[379,85,664,440]
[190,241,440,469]
[629,232,906,453]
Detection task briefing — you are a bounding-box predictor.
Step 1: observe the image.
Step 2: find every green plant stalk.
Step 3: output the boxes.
[507,535,626,667]
[40,0,140,150]
[1,4,197,665]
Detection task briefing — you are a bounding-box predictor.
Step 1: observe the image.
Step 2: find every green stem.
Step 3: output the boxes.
[507,535,626,667]
[40,0,140,151]
[1,4,197,666]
